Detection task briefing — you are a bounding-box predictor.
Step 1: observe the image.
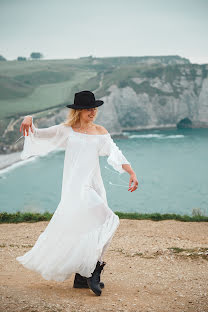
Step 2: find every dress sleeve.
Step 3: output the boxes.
[98,134,131,173]
[21,116,69,160]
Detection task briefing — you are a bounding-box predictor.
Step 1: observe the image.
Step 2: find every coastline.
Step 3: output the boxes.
[1,125,208,171]
[122,124,208,132]
[0,152,22,171]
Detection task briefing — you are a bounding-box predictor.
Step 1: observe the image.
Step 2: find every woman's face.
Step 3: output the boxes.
[79,108,98,122]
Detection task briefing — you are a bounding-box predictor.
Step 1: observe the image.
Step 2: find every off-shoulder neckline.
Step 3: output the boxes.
[70,126,110,136]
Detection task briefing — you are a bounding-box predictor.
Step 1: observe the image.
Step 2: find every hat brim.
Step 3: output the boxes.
[66,100,104,109]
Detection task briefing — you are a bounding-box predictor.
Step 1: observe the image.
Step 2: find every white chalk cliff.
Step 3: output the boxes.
[96,65,208,133]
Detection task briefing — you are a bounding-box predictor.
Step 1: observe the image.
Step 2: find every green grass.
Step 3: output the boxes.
[114,211,208,222]
[0,211,207,224]
[0,75,34,100]
[14,70,75,87]
[0,70,97,119]
[0,211,52,223]
[167,247,208,260]
[1,58,206,119]
[167,247,187,253]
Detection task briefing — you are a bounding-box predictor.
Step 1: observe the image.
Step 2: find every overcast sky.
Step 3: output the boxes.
[0,0,207,64]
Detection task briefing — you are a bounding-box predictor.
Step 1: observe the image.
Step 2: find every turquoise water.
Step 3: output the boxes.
[0,128,208,216]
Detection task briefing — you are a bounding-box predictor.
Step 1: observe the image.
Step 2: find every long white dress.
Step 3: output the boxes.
[16,118,131,282]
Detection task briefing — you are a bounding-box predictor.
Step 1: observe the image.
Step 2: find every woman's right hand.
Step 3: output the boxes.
[19,116,34,136]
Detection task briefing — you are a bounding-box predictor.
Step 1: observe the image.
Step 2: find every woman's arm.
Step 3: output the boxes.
[98,134,139,192]
[19,115,69,160]
[20,115,61,139]
[122,164,138,192]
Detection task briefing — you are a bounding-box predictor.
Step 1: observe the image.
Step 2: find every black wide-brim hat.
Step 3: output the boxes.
[65,90,104,109]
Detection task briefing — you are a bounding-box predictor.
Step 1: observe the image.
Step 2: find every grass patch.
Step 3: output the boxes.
[0,69,96,119]
[168,247,208,260]
[0,243,34,248]
[0,211,52,223]
[0,211,208,224]
[111,246,208,260]
[115,211,208,222]
[168,247,187,253]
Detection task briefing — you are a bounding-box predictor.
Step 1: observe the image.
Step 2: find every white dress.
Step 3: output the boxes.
[16,118,131,282]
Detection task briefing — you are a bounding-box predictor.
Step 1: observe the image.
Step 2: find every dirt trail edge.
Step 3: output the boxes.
[0,219,207,312]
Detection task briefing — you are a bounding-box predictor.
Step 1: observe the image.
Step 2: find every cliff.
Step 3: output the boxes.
[95,63,208,133]
[0,55,207,153]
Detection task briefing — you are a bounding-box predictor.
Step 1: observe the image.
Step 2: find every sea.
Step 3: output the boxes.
[0,128,208,216]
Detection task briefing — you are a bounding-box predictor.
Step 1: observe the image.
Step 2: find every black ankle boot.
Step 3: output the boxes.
[86,261,106,296]
[73,272,105,289]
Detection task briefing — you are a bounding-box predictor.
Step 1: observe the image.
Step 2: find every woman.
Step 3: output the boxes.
[16,90,138,296]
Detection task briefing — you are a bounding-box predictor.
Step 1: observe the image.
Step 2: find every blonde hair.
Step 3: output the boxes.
[61,108,98,127]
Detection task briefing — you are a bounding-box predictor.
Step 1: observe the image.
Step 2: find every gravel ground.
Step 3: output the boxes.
[0,219,207,312]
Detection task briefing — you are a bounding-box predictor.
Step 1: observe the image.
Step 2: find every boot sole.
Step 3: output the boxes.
[87,280,102,296]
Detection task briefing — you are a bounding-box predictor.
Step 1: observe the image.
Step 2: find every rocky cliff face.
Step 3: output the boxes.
[1,57,208,153]
[96,64,208,133]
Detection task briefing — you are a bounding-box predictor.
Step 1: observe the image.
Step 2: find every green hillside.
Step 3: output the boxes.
[0,55,192,119]
[1,55,206,154]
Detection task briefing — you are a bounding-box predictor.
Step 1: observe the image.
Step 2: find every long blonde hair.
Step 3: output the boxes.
[61,108,98,127]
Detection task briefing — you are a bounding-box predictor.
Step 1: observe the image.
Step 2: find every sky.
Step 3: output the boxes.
[0,0,208,64]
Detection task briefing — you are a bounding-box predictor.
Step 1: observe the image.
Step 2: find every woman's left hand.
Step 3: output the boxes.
[128,173,139,192]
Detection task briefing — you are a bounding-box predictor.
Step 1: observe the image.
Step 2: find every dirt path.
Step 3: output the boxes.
[0,219,207,312]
